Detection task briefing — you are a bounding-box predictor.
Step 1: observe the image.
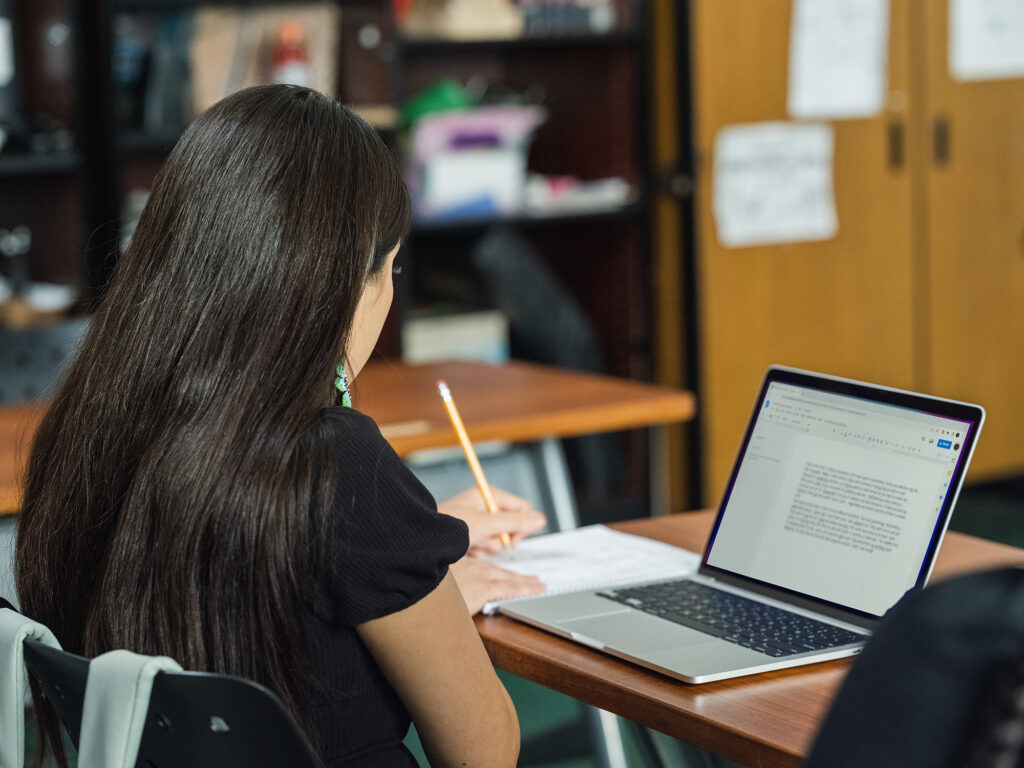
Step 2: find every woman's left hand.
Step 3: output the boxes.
[438,486,547,554]
[449,554,546,615]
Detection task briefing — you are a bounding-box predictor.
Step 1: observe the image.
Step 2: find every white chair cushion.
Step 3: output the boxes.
[0,607,60,768]
[78,649,182,768]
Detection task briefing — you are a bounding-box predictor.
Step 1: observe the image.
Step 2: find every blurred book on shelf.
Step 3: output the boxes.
[399,0,523,40]
[0,0,19,138]
[519,0,618,35]
[402,308,510,364]
[396,0,623,40]
[191,3,340,115]
[351,104,399,131]
[113,13,192,135]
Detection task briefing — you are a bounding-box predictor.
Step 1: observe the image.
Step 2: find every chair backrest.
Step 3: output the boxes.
[0,599,62,768]
[805,567,1024,768]
[21,640,90,751]
[22,640,320,768]
[0,316,90,405]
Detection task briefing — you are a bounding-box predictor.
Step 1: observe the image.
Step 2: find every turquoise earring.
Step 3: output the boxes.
[335,359,351,408]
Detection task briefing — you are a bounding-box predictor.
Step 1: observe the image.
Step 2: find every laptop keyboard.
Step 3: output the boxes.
[597,580,864,658]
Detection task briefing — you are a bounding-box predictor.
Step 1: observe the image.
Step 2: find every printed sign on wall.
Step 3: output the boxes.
[713,122,839,249]
[950,0,1024,82]
[788,0,890,119]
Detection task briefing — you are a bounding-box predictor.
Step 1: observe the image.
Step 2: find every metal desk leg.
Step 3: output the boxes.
[532,438,633,767]
[586,706,631,768]
[649,425,672,517]
[537,436,579,532]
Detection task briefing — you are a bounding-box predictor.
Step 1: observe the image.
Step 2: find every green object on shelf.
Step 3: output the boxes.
[401,78,475,128]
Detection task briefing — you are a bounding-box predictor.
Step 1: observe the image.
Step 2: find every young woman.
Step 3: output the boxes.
[15,84,545,767]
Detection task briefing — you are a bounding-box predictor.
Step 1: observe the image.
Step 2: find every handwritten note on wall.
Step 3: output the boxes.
[950,0,1024,82]
[788,0,890,119]
[713,122,839,249]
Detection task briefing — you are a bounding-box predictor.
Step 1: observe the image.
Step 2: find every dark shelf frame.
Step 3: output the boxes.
[76,0,123,308]
[396,28,641,55]
[114,0,320,10]
[0,150,82,178]
[120,130,184,154]
[409,200,646,237]
[677,1,703,509]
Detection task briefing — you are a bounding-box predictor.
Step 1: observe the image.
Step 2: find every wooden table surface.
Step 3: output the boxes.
[475,510,1024,768]
[0,403,45,516]
[353,359,696,455]
[0,360,696,516]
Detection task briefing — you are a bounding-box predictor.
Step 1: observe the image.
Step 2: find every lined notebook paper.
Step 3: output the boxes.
[482,525,702,614]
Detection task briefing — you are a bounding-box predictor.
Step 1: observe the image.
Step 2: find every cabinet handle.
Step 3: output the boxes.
[934,115,951,166]
[656,163,695,200]
[888,121,904,171]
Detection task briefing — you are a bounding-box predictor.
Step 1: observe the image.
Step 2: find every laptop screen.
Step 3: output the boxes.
[704,369,983,620]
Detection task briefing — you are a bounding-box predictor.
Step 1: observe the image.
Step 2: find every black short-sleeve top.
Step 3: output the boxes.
[302,407,469,767]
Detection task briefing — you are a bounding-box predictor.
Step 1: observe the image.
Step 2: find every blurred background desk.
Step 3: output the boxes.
[0,359,695,518]
[475,510,1024,768]
[0,403,44,516]
[356,359,696,530]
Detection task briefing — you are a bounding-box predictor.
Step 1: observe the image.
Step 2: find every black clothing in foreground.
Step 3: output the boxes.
[303,407,469,767]
[806,568,1024,768]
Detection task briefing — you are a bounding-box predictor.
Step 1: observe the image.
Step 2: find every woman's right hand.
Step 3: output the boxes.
[449,553,546,615]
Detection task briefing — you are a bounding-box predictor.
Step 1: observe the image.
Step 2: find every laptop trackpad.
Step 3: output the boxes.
[559,610,717,653]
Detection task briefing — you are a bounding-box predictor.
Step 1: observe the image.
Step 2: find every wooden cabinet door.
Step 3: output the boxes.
[920,3,1024,481]
[692,0,917,502]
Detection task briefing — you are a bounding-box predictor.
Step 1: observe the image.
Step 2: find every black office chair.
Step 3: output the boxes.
[805,567,1024,768]
[3,600,320,768]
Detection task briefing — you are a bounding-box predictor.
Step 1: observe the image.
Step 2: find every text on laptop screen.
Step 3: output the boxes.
[706,381,974,618]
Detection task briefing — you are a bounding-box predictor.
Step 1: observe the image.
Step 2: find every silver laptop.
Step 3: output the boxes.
[501,366,985,683]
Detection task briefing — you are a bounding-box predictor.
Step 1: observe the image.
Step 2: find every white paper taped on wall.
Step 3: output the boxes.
[950,0,1024,82]
[788,0,889,119]
[712,122,839,249]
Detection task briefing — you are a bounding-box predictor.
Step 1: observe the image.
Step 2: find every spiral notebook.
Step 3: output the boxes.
[482,525,701,614]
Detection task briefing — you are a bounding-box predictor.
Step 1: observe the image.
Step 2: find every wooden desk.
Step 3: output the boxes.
[475,510,1024,768]
[0,403,44,516]
[353,360,696,455]
[0,360,696,516]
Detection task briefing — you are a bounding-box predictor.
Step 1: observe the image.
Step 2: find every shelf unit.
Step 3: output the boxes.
[396,28,641,54]
[410,200,645,236]
[0,1,115,306]
[9,0,657,515]
[390,12,654,515]
[65,0,654,384]
[392,6,652,378]
[0,150,81,178]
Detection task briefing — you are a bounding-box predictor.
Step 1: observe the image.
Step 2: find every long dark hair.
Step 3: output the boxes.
[16,84,409,764]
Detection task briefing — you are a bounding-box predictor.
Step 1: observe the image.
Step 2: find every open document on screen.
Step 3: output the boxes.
[707,381,973,617]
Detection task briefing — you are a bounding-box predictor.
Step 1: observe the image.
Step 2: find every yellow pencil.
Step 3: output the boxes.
[437,380,514,556]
